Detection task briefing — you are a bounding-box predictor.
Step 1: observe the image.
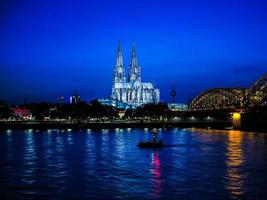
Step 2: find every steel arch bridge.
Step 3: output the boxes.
[189,88,247,111]
[189,73,267,111]
[246,73,267,106]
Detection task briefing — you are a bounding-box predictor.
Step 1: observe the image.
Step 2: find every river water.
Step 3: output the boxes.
[0,128,267,200]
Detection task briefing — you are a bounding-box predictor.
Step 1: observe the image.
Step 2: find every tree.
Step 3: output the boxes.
[0,100,11,119]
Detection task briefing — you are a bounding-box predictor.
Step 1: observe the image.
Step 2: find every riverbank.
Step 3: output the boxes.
[0,120,232,130]
[1,119,266,132]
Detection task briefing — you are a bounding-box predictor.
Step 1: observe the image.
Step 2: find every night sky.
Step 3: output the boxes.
[1,0,267,104]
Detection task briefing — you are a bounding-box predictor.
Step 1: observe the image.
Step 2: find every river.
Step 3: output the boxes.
[0,128,267,200]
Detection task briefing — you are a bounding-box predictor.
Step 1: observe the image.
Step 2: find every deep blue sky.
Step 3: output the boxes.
[1,0,267,103]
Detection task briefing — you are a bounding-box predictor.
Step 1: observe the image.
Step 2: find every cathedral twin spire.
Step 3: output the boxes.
[129,42,141,83]
[113,40,126,83]
[114,41,141,83]
[130,42,138,67]
[116,40,124,67]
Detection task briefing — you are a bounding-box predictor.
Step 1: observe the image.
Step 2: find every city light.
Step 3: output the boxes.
[233,113,241,121]
[233,112,241,128]
[189,116,196,121]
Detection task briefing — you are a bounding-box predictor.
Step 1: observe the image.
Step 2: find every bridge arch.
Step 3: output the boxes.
[189,88,246,111]
[247,73,267,106]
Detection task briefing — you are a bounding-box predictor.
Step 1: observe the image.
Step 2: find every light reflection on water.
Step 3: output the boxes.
[67,133,73,145]
[101,129,109,134]
[226,131,245,197]
[0,128,267,200]
[151,150,161,199]
[22,132,37,186]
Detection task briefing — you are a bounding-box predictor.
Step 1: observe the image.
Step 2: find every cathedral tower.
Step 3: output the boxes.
[112,41,126,100]
[128,42,141,83]
[113,40,126,83]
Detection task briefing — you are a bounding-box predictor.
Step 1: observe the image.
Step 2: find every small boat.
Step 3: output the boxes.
[137,140,164,148]
[138,128,164,148]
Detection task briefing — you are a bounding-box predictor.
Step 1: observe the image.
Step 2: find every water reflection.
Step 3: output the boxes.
[22,132,37,185]
[151,150,162,199]
[1,129,267,200]
[6,130,12,143]
[173,128,179,133]
[44,131,53,160]
[67,133,73,145]
[114,130,126,160]
[226,130,245,198]
[24,132,36,161]
[6,129,12,134]
[144,128,149,133]
[101,129,109,134]
[54,134,68,189]
[6,130,13,161]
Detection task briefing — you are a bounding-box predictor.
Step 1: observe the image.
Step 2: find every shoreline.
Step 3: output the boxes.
[1,120,265,132]
[0,120,231,130]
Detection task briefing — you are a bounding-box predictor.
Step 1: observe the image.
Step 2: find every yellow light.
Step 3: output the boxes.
[232,112,241,129]
[233,112,241,120]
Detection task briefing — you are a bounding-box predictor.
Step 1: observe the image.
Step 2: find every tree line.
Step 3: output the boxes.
[0,100,171,120]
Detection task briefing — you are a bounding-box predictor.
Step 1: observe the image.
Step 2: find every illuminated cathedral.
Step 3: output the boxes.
[111,41,160,108]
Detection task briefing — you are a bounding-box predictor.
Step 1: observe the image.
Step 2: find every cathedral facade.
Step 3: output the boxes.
[111,41,160,108]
